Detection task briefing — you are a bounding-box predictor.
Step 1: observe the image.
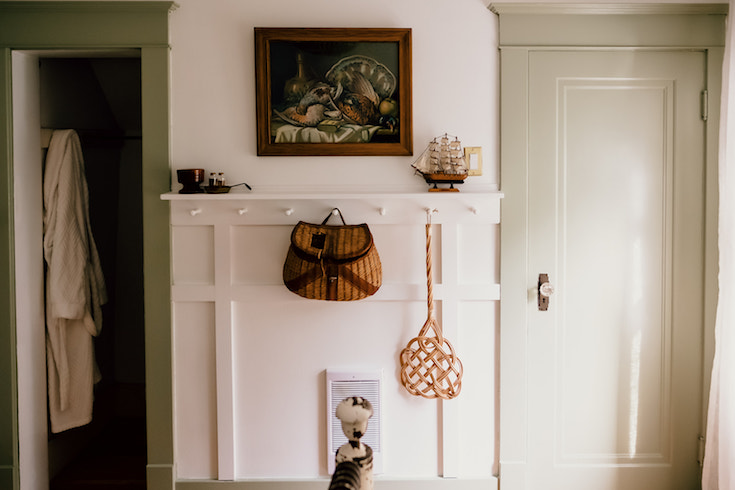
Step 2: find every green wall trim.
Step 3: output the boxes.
[0,3,175,490]
[141,45,175,465]
[149,464,176,489]
[0,466,18,490]
[489,3,728,15]
[0,2,178,48]
[0,47,18,479]
[0,0,177,11]
[489,3,727,47]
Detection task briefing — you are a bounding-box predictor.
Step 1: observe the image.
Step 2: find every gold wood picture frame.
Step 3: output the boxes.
[255,27,413,157]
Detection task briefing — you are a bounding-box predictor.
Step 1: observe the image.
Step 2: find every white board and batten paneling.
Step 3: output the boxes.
[163,189,502,488]
[493,4,724,490]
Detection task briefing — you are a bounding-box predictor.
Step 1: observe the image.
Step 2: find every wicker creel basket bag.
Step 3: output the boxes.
[283,208,382,301]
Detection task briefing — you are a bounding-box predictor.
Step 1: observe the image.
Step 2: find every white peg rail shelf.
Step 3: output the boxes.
[161,190,502,226]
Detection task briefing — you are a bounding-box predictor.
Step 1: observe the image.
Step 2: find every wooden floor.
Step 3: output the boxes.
[50,416,146,490]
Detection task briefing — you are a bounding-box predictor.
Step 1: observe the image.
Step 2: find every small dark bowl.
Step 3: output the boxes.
[177,168,205,194]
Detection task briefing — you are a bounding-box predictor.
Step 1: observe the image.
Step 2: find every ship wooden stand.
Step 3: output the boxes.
[423,173,466,192]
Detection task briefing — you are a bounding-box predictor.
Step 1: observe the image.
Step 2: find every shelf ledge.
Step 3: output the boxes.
[162,189,503,225]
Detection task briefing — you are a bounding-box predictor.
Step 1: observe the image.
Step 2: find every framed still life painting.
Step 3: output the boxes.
[255,28,413,156]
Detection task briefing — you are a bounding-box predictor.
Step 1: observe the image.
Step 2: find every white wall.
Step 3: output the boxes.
[167,0,501,482]
[168,0,499,192]
[168,0,725,192]
[162,0,726,483]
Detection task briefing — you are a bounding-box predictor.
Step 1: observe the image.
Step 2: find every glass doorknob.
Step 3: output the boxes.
[538,273,553,311]
[539,282,555,297]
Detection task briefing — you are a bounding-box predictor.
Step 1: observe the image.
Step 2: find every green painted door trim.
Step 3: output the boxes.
[0,3,177,489]
[0,46,19,489]
[0,1,176,48]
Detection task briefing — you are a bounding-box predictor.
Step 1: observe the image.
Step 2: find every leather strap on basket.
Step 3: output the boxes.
[322,208,347,226]
[283,261,380,297]
[399,212,463,400]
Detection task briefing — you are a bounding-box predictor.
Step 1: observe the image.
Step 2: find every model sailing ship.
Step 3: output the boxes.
[412,133,468,192]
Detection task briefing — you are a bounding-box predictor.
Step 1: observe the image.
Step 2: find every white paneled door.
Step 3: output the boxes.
[519,50,707,489]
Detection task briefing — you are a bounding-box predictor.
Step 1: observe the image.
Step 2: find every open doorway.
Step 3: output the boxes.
[43,55,145,490]
[14,51,146,489]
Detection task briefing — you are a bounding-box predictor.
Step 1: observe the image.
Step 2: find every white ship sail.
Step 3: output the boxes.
[412,133,468,178]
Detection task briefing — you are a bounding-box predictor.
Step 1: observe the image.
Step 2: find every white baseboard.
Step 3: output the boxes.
[176,477,498,490]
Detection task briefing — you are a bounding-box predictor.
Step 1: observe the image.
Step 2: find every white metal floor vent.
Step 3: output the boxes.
[326,369,383,474]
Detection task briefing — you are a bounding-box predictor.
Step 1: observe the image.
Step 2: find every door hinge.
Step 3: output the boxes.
[701,90,709,122]
[698,434,706,466]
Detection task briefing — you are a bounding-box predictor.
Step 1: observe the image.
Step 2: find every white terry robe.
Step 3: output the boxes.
[43,129,107,433]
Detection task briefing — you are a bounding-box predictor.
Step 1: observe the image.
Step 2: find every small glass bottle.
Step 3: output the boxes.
[217,172,226,186]
[283,52,310,102]
[209,172,216,187]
